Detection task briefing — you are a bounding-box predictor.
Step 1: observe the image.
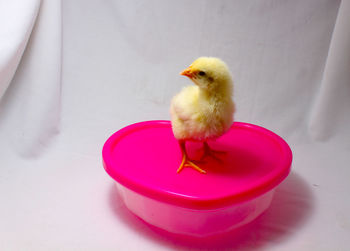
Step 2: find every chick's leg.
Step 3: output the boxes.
[177,141,206,174]
[201,141,226,162]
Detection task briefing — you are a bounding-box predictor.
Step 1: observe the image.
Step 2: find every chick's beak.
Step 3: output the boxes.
[180,67,195,79]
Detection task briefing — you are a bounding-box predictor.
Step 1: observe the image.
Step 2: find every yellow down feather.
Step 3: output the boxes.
[170,57,235,141]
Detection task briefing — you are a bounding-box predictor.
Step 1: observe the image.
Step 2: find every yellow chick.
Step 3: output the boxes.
[170,57,235,174]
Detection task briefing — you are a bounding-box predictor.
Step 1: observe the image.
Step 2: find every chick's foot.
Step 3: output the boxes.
[177,141,206,174]
[201,142,226,163]
[177,153,206,174]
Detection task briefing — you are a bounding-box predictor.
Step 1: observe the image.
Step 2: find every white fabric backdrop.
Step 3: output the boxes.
[1,0,349,250]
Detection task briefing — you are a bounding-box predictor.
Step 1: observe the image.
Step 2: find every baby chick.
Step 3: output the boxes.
[170,57,235,174]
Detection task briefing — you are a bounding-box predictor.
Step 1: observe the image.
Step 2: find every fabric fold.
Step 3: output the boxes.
[308,0,350,142]
[0,0,62,157]
[0,0,41,100]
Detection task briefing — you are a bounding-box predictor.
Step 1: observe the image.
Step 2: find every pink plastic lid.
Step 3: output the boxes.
[103,121,292,210]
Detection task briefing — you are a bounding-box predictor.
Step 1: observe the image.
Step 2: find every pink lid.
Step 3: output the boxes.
[103,121,292,210]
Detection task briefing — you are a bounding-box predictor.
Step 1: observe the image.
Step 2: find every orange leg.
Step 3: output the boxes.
[177,141,206,174]
[200,141,226,162]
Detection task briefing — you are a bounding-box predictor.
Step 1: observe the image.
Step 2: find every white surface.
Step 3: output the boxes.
[1,0,349,250]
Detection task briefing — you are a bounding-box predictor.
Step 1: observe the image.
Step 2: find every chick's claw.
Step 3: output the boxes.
[177,151,206,174]
[184,161,206,174]
[200,142,226,163]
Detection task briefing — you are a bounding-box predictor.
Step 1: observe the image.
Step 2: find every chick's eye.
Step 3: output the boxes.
[199,71,206,76]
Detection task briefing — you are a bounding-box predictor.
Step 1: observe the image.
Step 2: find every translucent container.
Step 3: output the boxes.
[103,121,292,237]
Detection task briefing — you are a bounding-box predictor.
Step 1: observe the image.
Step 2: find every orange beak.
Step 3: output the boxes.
[180,66,195,79]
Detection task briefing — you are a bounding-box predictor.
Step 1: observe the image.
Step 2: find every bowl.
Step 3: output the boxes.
[102,120,292,237]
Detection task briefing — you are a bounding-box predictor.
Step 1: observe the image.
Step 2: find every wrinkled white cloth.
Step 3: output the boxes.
[0,0,349,250]
[0,0,61,158]
[0,0,40,101]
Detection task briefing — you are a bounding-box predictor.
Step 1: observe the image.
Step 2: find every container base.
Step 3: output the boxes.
[116,183,275,237]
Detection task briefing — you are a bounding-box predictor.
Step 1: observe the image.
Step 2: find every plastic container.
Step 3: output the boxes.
[103,121,292,237]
